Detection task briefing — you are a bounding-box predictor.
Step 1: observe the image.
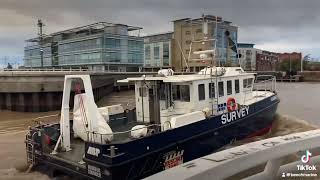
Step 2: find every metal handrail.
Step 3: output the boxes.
[2,68,89,72]
[243,76,276,104]
[99,124,161,136]
[86,124,162,144]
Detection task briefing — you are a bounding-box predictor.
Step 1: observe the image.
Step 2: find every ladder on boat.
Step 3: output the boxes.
[25,132,37,171]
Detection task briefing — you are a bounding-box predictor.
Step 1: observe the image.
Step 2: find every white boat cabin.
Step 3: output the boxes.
[119,67,256,127]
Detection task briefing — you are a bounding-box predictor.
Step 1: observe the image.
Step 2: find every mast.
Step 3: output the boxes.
[37,19,44,68]
[214,16,219,115]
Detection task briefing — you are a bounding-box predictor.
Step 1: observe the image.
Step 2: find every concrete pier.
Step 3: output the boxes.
[0,71,156,112]
[298,71,320,82]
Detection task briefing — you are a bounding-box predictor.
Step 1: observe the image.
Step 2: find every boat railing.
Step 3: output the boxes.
[253,75,277,93]
[86,124,162,144]
[242,75,276,104]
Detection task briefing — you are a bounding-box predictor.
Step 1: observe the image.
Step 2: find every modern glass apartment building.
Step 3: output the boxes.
[24,22,144,71]
[143,32,173,70]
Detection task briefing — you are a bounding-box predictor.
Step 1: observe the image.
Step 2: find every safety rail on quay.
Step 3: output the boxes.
[145,129,320,180]
[0,69,193,76]
[1,68,89,72]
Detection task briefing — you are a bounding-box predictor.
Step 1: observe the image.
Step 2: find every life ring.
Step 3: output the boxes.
[227,97,237,112]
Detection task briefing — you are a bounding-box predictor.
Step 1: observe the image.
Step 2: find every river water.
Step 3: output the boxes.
[0,82,319,180]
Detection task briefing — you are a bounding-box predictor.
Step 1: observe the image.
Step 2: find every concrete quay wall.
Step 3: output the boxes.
[298,71,320,82]
[0,71,142,112]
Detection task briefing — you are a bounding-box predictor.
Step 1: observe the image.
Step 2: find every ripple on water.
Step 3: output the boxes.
[0,168,50,180]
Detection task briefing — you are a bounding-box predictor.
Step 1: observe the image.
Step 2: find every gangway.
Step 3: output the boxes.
[145,129,320,180]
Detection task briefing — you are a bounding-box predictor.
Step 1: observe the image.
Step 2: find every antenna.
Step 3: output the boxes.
[202,14,208,39]
[37,19,45,68]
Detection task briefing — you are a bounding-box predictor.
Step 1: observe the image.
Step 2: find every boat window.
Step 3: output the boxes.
[218,81,224,97]
[173,85,190,102]
[139,87,147,97]
[173,85,180,100]
[159,83,166,100]
[198,84,205,101]
[243,78,254,89]
[235,79,240,93]
[209,83,215,98]
[181,85,190,101]
[227,80,232,95]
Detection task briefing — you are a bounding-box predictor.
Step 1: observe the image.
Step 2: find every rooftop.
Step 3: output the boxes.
[143,31,173,38]
[172,15,226,24]
[26,22,143,42]
[238,43,255,48]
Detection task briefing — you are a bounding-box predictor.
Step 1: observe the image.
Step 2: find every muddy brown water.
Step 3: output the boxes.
[0,83,319,179]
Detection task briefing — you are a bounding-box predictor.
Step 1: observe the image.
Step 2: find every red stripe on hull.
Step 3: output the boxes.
[246,124,273,138]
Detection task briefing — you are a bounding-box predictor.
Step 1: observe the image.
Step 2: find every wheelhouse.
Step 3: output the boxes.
[119,67,256,128]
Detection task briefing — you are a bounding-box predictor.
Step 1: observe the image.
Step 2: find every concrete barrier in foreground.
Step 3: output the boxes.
[145,129,320,180]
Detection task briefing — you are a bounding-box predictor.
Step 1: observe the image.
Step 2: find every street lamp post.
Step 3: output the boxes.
[289,55,292,77]
[301,56,303,72]
[37,19,44,68]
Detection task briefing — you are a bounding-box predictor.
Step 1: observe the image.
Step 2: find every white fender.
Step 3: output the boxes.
[130,125,148,138]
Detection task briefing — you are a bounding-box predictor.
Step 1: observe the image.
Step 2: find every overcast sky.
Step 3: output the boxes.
[1,0,319,59]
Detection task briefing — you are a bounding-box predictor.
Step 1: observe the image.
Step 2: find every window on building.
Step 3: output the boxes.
[209,83,215,98]
[235,79,240,93]
[198,84,205,101]
[115,39,120,47]
[186,49,190,54]
[227,80,232,95]
[154,46,160,59]
[173,85,190,102]
[243,78,254,89]
[185,31,191,35]
[106,52,121,62]
[186,40,191,44]
[129,40,140,49]
[145,45,150,60]
[163,43,169,58]
[163,43,170,66]
[218,81,224,97]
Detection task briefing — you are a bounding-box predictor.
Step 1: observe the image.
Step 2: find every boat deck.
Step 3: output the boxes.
[46,138,86,169]
[244,91,275,106]
[44,120,149,168]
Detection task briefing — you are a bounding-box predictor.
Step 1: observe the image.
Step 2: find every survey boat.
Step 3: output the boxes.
[25,17,279,180]
[25,67,279,179]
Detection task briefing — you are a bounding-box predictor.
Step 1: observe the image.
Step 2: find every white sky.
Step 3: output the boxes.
[0,0,319,60]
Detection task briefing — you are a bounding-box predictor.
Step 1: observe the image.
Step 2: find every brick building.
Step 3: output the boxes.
[278,52,302,62]
[256,51,279,71]
[238,43,279,71]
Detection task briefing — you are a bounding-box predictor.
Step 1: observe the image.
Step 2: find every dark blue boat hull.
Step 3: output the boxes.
[83,94,279,180]
[27,94,279,180]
